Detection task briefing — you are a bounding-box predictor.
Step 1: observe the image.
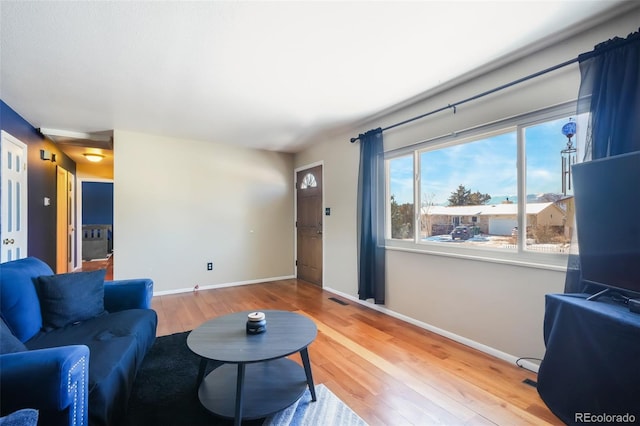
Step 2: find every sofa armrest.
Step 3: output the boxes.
[104,278,154,311]
[1,345,89,426]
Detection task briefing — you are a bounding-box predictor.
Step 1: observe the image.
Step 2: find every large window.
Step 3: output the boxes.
[386,105,577,266]
[388,155,414,240]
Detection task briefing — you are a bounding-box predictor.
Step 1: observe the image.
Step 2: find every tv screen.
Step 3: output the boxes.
[572,151,640,298]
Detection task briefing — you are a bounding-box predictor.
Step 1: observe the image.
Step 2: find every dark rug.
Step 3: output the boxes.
[123,331,264,426]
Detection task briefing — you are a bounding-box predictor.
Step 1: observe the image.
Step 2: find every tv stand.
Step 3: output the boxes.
[537,294,640,424]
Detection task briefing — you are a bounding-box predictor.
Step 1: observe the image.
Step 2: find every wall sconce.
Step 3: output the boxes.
[40,149,56,162]
[83,153,104,163]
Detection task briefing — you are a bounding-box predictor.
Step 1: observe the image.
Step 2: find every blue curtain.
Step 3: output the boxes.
[564,28,640,293]
[357,128,385,304]
[578,28,640,160]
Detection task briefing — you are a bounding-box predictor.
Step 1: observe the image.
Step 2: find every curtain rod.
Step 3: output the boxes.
[350,29,640,144]
[349,56,579,144]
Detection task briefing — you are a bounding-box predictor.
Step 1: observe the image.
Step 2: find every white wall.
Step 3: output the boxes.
[113,130,294,293]
[294,7,640,362]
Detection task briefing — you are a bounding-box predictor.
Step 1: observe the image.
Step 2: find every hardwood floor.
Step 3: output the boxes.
[150,279,562,426]
[79,257,559,424]
[81,255,114,280]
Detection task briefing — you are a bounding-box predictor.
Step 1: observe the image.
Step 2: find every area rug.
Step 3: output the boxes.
[263,384,367,426]
[124,331,367,426]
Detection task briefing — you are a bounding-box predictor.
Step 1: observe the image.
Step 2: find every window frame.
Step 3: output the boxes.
[384,101,578,270]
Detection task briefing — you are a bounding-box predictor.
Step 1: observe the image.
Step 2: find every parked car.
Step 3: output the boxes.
[450,225,470,240]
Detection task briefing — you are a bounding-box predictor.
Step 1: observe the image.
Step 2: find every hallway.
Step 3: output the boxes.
[81,254,113,280]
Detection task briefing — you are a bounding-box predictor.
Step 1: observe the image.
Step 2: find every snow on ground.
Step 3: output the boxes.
[422,234,569,253]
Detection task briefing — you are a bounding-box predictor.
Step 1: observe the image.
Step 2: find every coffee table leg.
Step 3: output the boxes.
[197,358,208,387]
[234,363,246,426]
[300,348,317,401]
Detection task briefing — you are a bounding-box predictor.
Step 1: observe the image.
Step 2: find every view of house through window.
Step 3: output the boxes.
[388,108,576,260]
[523,116,576,253]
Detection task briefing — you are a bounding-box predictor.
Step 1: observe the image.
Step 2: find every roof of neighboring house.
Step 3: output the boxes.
[422,202,560,216]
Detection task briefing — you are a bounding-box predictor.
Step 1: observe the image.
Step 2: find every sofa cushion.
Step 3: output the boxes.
[36,270,107,331]
[0,408,39,426]
[0,257,52,342]
[0,318,27,354]
[26,309,157,426]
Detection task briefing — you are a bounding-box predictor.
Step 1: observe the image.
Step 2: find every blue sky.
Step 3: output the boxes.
[390,117,573,205]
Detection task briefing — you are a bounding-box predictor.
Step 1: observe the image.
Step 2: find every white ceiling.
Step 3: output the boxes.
[0,1,630,154]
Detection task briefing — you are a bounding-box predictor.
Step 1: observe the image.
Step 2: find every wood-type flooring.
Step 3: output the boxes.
[80,257,561,425]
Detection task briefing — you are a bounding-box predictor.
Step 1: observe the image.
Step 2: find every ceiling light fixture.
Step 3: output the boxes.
[83,153,105,163]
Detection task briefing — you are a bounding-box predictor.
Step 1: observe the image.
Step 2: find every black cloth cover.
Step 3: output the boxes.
[538,294,640,425]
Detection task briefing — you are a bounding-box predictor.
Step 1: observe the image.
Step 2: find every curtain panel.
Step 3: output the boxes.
[577,28,640,160]
[564,28,640,293]
[357,128,385,304]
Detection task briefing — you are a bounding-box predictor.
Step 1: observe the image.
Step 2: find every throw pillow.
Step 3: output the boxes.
[0,317,27,354]
[36,269,107,330]
[0,257,51,342]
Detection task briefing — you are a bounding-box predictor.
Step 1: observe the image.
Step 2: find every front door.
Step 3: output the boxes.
[0,131,28,262]
[296,165,323,286]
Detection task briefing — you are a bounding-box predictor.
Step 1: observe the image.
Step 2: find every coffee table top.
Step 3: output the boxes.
[187,310,317,363]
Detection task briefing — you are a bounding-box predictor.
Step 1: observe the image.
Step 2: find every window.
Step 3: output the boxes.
[419,131,517,247]
[523,117,575,254]
[386,104,577,266]
[300,173,317,189]
[388,155,414,240]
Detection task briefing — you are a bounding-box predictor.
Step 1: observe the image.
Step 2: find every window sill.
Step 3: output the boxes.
[385,239,569,272]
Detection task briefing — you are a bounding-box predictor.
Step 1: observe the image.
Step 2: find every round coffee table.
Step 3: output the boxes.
[187,310,317,426]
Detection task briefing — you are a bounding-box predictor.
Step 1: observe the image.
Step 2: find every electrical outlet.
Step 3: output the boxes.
[207,262,213,271]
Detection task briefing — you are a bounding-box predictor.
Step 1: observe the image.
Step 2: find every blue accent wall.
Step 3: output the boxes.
[82,182,113,225]
[1,100,76,269]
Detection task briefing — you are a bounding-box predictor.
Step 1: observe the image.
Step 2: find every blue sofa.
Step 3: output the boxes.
[0,257,158,426]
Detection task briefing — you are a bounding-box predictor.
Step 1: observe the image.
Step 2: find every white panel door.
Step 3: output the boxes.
[1,131,28,262]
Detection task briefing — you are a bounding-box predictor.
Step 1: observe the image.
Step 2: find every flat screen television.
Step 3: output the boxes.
[572,150,640,299]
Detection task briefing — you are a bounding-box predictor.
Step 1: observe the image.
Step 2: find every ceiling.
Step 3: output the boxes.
[0,1,632,161]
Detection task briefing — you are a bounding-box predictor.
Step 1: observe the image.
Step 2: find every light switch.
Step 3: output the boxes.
[44,197,50,206]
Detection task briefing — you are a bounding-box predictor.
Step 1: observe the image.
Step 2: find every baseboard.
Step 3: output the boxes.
[323,286,541,374]
[153,275,296,296]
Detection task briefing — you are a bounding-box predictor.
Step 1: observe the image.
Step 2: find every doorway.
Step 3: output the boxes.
[56,166,75,273]
[296,164,323,286]
[79,180,114,262]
